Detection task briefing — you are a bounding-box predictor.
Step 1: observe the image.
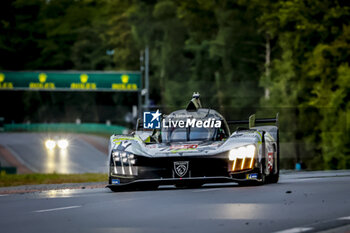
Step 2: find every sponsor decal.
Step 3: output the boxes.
[113,136,143,143]
[170,144,198,150]
[0,73,13,89]
[146,144,158,149]
[117,141,132,150]
[112,179,120,184]
[268,152,274,171]
[70,74,97,89]
[247,173,258,179]
[174,161,189,177]
[112,74,138,90]
[169,144,198,153]
[29,73,55,89]
[143,110,161,129]
[158,144,198,153]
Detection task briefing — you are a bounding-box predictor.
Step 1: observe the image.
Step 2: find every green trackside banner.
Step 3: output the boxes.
[0,71,141,91]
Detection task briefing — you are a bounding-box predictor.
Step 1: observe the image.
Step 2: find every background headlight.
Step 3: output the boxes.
[57,139,69,149]
[45,140,56,150]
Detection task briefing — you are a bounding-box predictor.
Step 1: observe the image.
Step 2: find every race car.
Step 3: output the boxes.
[107,93,279,191]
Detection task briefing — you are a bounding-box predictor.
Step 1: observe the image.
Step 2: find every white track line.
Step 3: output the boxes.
[0,194,8,197]
[275,216,350,233]
[34,205,81,213]
[273,227,313,233]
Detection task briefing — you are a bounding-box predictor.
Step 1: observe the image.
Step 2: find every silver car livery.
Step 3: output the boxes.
[107,93,279,191]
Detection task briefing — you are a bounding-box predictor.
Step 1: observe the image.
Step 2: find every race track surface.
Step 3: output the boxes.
[0,133,108,173]
[1,170,350,233]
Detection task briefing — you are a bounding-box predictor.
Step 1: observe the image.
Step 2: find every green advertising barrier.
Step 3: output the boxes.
[0,71,141,91]
[4,123,127,135]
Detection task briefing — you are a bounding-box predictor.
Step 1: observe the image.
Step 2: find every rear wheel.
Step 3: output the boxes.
[257,172,266,185]
[268,173,279,183]
[267,154,279,183]
[267,133,280,184]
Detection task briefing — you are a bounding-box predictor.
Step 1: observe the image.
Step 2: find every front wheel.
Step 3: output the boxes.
[253,163,266,185]
[267,173,279,183]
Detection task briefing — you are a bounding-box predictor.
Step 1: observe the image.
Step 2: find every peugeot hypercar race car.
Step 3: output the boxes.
[107,93,279,191]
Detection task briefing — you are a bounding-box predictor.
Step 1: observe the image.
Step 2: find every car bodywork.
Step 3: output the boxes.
[107,94,279,191]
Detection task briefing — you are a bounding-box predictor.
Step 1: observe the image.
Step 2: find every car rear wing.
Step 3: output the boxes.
[227,113,279,129]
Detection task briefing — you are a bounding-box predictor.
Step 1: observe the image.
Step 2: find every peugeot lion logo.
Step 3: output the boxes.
[174,161,189,177]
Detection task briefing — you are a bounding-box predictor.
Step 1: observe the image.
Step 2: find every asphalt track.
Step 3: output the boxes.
[1,170,350,233]
[0,133,108,173]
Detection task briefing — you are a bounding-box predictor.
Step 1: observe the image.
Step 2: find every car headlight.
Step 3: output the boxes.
[229,145,255,161]
[229,145,256,171]
[112,151,136,166]
[111,150,137,176]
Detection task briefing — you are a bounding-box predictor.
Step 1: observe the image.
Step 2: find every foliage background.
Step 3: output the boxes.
[1,0,350,170]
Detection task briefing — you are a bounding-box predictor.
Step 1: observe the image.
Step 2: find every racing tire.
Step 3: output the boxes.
[255,161,267,185]
[266,131,280,184]
[268,173,279,184]
[258,172,266,185]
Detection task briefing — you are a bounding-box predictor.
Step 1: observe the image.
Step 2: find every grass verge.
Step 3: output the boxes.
[0,173,108,187]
